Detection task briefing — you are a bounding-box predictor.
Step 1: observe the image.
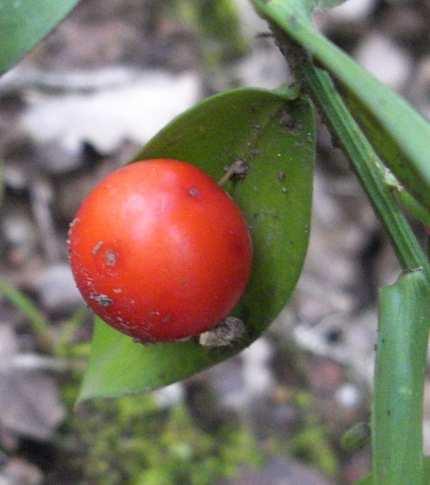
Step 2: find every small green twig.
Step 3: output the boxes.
[55,306,89,356]
[385,170,430,228]
[0,278,53,350]
[299,64,430,277]
[270,27,428,273]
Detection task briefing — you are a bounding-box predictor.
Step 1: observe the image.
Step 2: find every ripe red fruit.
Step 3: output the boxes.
[68,159,252,342]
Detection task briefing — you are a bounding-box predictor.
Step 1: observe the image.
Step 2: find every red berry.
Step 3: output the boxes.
[68,159,252,342]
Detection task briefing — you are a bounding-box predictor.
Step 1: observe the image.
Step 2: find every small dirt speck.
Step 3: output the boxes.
[280,110,296,130]
[221,160,249,184]
[199,316,246,347]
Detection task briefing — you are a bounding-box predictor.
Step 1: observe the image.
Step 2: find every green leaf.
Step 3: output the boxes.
[0,0,80,75]
[251,0,430,211]
[78,87,316,402]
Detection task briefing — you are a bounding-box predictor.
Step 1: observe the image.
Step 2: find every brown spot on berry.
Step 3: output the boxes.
[104,249,118,266]
[188,186,200,198]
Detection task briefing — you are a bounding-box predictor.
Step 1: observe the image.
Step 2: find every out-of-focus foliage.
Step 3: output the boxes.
[67,394,263,485]
[288,391,338,477]
[174,0,247,65]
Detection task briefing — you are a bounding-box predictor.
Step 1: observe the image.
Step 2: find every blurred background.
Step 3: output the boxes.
[0,0,430,483]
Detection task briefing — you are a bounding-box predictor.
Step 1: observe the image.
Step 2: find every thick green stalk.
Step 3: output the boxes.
[374,271,430,485]
[297,65,430,484]
[300,65,430,277]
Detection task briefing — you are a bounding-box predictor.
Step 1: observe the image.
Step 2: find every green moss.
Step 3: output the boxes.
[288,391,339,477]
[289,425,338,477]
[59,390,262,484]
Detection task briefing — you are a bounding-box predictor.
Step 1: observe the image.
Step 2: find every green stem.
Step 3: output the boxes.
[256,4,430,481]
[297,64,430,484]
[297,64,430,485]
[374,271,429,485]
[300,64,430,277]
[0,277,53,350]
[251,0,430,211]
[384,170,430,228]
